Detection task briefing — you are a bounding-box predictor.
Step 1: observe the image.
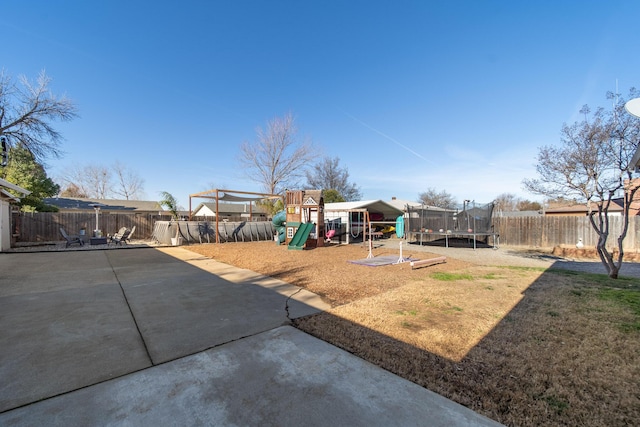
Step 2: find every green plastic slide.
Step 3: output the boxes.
[288,223,314,250]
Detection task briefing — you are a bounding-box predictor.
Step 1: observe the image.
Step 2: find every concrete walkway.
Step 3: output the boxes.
[0,247,502,426]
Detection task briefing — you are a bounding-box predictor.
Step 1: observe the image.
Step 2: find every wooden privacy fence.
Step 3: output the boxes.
[12,212,276,244]
[13,212,174,242]
[492,215,640,251]
[12,211,640,252]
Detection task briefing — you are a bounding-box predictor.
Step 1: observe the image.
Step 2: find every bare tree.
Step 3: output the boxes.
[305,156,362,201]
[494,193,542,212]
[239,112,314,195]
[524,89,640,278]
[61,162,145,200]
[62,164,112,199]
[0,70,78,161]
[418,188,457,209]
[112,162,145,200]
[516,199,542,211]
[494,193,519,212]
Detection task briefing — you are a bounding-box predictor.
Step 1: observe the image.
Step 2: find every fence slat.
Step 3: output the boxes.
[12,212,174,242]
[492,215,639,252]
[12,212,276,244]
[11,211,640,252]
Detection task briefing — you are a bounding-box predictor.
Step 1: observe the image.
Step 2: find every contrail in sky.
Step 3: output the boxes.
[341,110,433,164]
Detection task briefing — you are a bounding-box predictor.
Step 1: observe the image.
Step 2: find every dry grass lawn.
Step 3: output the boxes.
[186,240,640,427]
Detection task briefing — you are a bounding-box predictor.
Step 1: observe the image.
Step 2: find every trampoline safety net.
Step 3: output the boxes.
[406,202,496,245]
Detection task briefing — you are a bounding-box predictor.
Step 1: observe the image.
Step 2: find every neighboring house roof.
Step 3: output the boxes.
[494,210,543,217]
[386,198,422,212]
[544,179,640,216]
[325,200,404,219]
[545,199,625,215]
[44,197,162,212]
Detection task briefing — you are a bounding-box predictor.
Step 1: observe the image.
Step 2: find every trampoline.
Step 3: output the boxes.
[406,202,499,249]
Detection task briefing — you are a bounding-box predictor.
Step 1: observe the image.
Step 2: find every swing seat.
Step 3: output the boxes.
[325,229,336,241]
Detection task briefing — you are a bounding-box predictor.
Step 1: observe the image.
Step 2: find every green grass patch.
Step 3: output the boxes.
[395,309,418,316]
[597,287,640,332]
[400,321,421,330]
[598,288,640,314]
[443,302,464,313]
[543,395,569,414]
[548,269,640,289]
[430,271,474,281]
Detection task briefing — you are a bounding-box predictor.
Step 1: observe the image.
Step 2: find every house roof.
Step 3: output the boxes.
[0,188,21,202]
[325,200,404,219]
[0,177,31,200]
[44,197,162,212]
[545,199,624,214]
[494,210,543,217]
[386,198,423,211]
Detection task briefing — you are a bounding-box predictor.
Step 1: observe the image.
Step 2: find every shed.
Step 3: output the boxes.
[326,200,404,220]
[324,200,404,243]
[0,178,31,251]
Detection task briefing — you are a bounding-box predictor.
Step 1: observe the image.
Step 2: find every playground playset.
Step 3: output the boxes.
[279,190,325,250]
[323,200,404,244]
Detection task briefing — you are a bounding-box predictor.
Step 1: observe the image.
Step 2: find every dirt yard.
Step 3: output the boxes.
[186,240,640,427]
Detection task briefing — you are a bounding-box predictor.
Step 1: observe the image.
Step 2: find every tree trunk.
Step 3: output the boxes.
[596,243,619,278]
[589,210,620,279]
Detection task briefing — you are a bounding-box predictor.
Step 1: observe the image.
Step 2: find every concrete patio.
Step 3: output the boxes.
[0,247,502,426]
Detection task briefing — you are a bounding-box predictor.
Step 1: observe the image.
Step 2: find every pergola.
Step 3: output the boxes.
[188,189,283,243]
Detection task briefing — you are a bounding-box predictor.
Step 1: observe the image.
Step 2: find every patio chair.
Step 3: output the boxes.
[60,227,84,247]
[109,227,131,245]
[122,226,135,244]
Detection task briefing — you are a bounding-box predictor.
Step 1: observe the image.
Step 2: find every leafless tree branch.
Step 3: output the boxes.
[239,112,315,194]
[0,70,78,161]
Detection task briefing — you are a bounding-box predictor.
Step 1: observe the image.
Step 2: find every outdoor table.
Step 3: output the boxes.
[90,237,107,245]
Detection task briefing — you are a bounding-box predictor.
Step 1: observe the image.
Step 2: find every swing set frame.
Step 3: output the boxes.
[324,208,377,245]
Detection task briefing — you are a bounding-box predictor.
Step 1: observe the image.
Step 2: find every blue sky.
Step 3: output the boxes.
[3,1,639,209]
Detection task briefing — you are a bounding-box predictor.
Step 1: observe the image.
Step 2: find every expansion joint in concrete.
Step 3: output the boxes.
[105,255,154,365]
[284,288,303,321]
